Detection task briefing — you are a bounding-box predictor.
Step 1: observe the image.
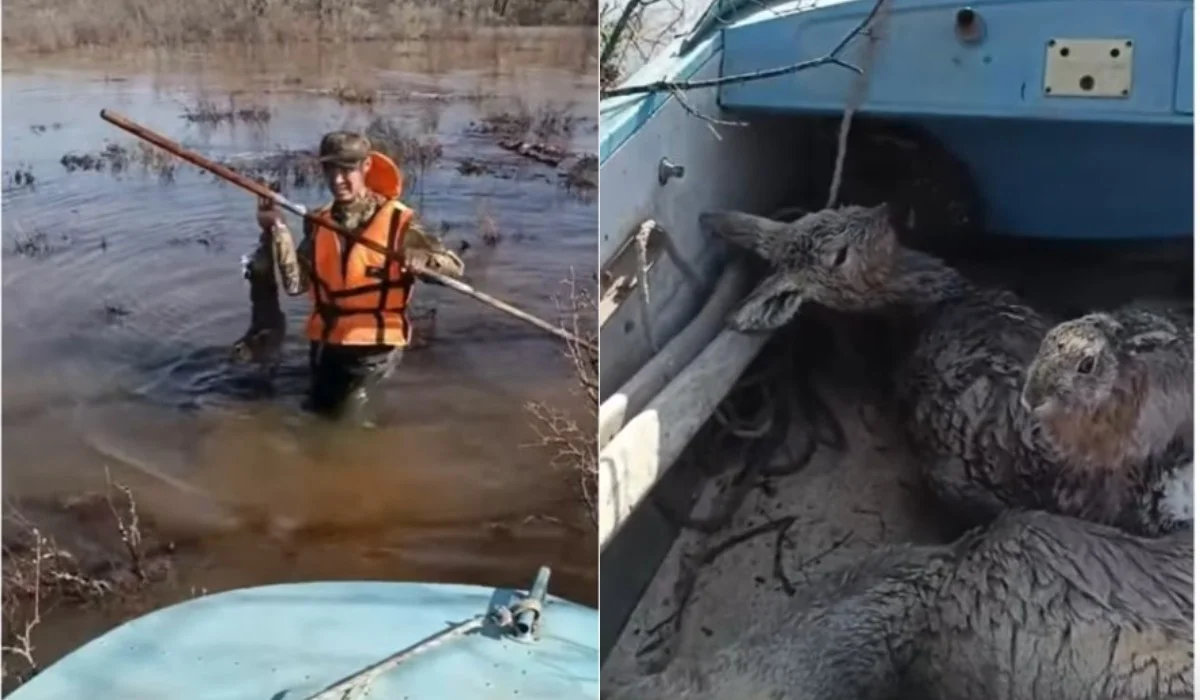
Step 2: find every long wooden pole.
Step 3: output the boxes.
[599,327,770,549]
[99,109,595,351]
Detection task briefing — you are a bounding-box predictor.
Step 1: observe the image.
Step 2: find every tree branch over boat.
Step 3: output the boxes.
[600,0,888,100]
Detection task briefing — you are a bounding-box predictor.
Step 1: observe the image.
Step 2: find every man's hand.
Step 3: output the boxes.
[406,249,465,279]
[256,196,282,234]
[403,219,466,279]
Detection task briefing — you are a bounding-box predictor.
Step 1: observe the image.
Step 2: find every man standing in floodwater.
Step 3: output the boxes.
[258,131,463,426]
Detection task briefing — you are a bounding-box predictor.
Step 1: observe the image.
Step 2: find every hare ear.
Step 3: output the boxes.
[728,272,804,332]
[1128,329,1177,354]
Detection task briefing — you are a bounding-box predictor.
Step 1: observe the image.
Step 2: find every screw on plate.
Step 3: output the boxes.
[658,158,685,185]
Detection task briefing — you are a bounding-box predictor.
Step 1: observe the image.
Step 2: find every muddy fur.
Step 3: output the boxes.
[604,510,1193,700]
[1022,305,1193,473]
[230,237,286,374]
[1129,451,1194,536]
[698,205,1190,535]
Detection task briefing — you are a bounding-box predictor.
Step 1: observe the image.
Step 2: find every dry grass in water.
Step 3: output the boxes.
[472,98,584,145]
[60,144,130,173]
[2,0,595,54]
[560,153,598,193]
[1,470,173,687]
[4,164,37,190]
[219,150,324,193]
[59,139,321,192]
[469,98,597,196]
[9,228,71,260]
[60,142,178,182]
[56,119,441,197]
[167,231,227,252]
[477,199,503,247]
[457,158,493,177]
[359,116,444,205]
[329,83,378,106]
[525,272,599,525]
[365,117,444,173]
[180,96,271,125]
[29,123,63,135]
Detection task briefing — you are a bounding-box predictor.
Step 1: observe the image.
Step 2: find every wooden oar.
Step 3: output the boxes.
[99,109,595,351]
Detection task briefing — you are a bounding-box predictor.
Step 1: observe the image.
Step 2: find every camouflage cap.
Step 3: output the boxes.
[318,131,371,167]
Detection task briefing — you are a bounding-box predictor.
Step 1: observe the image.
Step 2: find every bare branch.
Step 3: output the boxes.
[669,87,748,139]
[600,0,887,99]
[2,476,166,688]
[601,0,651,71]
[1,532,43,680]
[523,269,598,524]
[104,466,146,581]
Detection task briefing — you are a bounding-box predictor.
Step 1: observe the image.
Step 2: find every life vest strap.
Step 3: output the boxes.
[376,207,404,346]
[313,305,408,317]
[326,277,414,299]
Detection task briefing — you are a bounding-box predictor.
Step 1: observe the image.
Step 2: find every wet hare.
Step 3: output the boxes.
[1022,305,1192,473]
[230,238,286,375]
[605,509,1192,700]
[698,204,1189,535]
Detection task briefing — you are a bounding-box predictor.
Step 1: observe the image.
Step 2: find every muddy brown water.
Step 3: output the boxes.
[2,29,598,673]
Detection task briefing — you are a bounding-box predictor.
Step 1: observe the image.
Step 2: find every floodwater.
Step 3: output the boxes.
[2,28,597,671]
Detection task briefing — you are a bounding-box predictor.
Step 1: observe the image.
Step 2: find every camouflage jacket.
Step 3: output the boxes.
[269,193,464,296]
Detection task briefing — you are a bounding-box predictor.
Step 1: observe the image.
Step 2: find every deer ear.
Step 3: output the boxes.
[699,211,787,261]
[728,273,804,332]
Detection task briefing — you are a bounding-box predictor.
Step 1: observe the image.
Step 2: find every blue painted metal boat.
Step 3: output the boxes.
[8,566,598,699]
[597,0,1192,662]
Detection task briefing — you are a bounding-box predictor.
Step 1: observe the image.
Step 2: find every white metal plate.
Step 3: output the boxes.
[1043,38,1133,98]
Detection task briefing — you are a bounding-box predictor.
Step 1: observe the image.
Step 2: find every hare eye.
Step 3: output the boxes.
[1077,356,1095,374]
[833,245,848,266]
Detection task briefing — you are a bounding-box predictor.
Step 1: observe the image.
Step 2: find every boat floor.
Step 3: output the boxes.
[602,370,953,684]
[600,238,1192,685]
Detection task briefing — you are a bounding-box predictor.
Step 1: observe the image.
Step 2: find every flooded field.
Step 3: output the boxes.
[1,28,597,681]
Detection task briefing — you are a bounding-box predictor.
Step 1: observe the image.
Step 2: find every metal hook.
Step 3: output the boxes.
[658,158,685,185]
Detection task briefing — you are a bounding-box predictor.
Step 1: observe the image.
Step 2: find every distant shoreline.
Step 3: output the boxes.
[2,0,597,54]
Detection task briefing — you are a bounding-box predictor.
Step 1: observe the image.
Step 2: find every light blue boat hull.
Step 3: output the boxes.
[604,0,1193,241]
[9,580,598,699]
[717,0,1193,240]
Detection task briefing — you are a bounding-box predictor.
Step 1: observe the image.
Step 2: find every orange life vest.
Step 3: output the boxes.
[305,198,416,347]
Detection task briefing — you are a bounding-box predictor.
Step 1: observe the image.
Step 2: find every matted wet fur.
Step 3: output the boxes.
[605,510,1192,700]
[1022,305,1193,473]
[698,205,1190,535]
[230,236,285,375]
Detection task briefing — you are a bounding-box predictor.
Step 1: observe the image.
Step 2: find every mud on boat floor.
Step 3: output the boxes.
[601,360,953,683]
